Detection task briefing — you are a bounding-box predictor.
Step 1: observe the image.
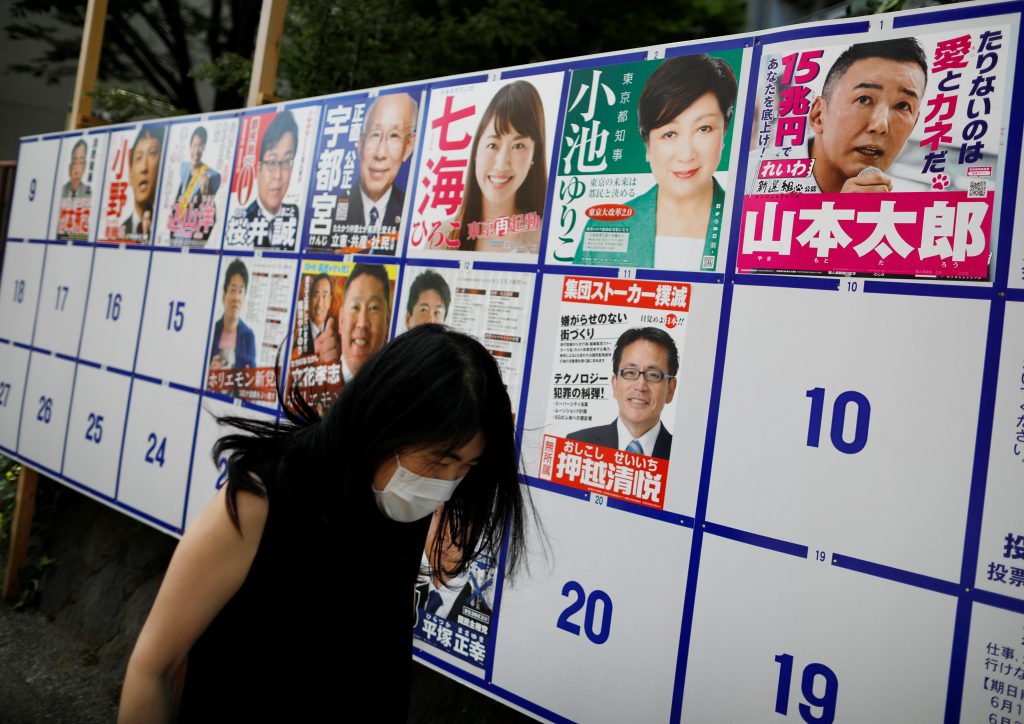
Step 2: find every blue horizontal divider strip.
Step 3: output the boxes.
[864,280,994,300]
[27,239,48,245]
[733,274,840,291]
[539,263,618,278]
[14,342,35,351]
[471,260,537,273]
[894,0,1023,27]
[133,372,161,386]
[704,522,808,558]
[108,498,182,535]
[167,381,196,394]
[108,366,132,377]
[831,553,961,597]
[605,497,694,527]
[188,247,219,256]
[201,389,235,405]
[757,19,870,45]
[636,269,725,284]
[973,588,1024,615]
[1005,288,1024,302]
[0,337,9,345]
[76,358,101,369]
[399,257,460,271]
[521,474,590,501]
[261,250,298,259]
[55,353,76,363]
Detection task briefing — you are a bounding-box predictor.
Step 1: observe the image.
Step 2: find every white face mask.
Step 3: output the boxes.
[373,454,465,523]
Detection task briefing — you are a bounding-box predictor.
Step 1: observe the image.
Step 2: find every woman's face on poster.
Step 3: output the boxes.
[645,92,725,204]
[474,118,535,212]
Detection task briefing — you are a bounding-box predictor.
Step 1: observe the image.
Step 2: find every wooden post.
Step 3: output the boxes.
[2,466,39,600]
[247,0,289,107]
[69,0,110,130]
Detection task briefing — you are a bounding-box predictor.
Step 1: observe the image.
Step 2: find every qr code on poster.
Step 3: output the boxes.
[969,180,987,198]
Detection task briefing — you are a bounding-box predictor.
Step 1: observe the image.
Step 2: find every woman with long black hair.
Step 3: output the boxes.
[120,324,529,721]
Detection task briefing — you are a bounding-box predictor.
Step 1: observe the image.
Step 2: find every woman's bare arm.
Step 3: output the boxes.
[118,487,267,724]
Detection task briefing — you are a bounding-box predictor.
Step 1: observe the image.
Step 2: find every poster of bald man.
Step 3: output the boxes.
[738,23,1015,280]
[305,89,423,255]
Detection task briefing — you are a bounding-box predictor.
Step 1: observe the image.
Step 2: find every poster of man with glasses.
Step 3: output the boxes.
[225,105,321,250]
[535,276,690,510]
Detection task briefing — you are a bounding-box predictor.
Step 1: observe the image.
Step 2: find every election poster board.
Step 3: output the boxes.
[549,48,745,272]
[153,116,239,248]
[305,88,423,255]
[406,73,564,261]
[2,2,1024,723]
[738,23,1016,280]
[49,132,108,242]
[224,104,321,251]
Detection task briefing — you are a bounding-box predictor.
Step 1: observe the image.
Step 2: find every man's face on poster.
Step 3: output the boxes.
[258,131,295,215]
[130,135,161,211]
[610,339,677,438]
[309,277,333,329]
[809,57,926,185]
[358,95,416,203]
[190,134,205,169]
[338,272,389,375]
[406,288,447,329]
[69,144,86,190]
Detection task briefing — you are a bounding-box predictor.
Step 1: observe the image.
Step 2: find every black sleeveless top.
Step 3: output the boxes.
[179,475,430,722]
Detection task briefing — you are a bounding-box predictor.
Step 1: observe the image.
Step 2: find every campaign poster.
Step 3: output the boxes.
[550,50,744,271]
[224,104,321,251]
[49,133,107,241]
[397,266,534,408]
[98,123,167,244]
[739,25,1014,280]
[536,276,689,509]
[306,89,422,255]
[286,260,397,413]
[413,509,497,671]
[153,117,238,248]
[407,73,564,259]
[205,256,296,405]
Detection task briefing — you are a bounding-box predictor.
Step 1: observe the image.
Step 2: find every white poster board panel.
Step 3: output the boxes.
[117,379,199,529]
[63,365,131,498]
[78,246,150,371]
[976,300,1024,600]
[707,285,988,581]
[185,399,275,529]
[8,139,60,240]
[0,242,46,345]
[491,487,691,723]
[134,252,219,388]
[519,274,721,517]
[0,343,30,451]
[32,244,94,357]
[960,600,1024,723]
[681,534,956,723]
[47,133,108,242]
[17,352,75,472]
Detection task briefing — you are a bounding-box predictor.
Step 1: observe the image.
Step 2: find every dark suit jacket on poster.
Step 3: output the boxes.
[345,185,405,254]
[415,580,491,623]
[244,200,300,249]
[567,419,673,460]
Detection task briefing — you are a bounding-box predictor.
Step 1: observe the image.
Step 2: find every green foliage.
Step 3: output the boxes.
[278,0,747,99]
[5,0,259,116]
